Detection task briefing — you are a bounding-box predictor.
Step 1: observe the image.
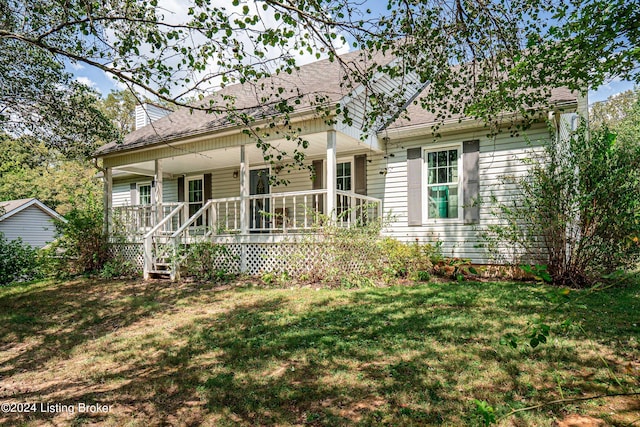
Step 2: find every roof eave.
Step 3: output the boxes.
[0,199,66,223]
[380,100,579,141]
[96,107,339,160]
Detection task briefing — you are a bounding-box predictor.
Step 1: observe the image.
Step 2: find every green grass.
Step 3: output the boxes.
[0,278,638,426]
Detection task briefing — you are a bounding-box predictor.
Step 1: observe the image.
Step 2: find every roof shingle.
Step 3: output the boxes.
[96,50,388,156]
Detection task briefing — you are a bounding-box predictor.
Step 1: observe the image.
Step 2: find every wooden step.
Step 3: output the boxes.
[148,270,172,278]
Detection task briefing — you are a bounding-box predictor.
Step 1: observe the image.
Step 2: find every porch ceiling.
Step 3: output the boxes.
[113,130,371,176]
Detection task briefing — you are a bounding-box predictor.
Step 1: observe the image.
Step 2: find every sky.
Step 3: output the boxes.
[66,1,636,106]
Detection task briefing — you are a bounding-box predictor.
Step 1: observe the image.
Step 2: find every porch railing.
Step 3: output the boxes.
[111,202,183,238]
[112,191,382,240]
[248,189,327,232]
[336,190,382,227]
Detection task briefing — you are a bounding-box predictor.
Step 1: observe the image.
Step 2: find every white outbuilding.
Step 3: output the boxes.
[0,198,65,248]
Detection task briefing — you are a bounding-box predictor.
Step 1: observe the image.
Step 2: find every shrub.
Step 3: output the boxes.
[286,213,384,285]
[181,241,236,282]
[483,123,640,286]
[0,233,41,285]
[44,199,109,277]
[100,256,140,279]
[377,237,441,280]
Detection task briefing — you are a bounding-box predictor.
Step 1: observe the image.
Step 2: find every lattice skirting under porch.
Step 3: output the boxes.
[108,243,144,268]
[108,241,374,278]
[199,242,374,276]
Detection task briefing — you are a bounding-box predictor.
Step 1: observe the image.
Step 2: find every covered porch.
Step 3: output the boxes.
[102,127,383,279]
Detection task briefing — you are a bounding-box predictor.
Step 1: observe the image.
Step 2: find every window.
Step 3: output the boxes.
[187,178,204,219]
[138,184,151,205]
[426,147,460,219]
[336,161,352,218]
[336,161,352,191]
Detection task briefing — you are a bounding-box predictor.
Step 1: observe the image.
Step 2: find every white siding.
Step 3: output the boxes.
[112,178,178,206]
[206,162,314,199]
[163,179,178,203]
[0,206,58,248]
[211,167,240,199]
[135,103,171,130]
[108,122,551,265]
[372,125,551,263]
[112,179,135,207]
[272,163,314,193]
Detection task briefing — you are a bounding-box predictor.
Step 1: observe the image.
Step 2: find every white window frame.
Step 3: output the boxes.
[336,157,354,192]
[184,174,204,207]
[422,142,464,223]
[183,175,205,227]
[137,182,152,206]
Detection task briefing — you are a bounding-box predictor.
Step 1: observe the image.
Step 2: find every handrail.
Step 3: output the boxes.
[112,202,182,211]
[260,189,328,198]
[206,196,241,203]
[143,203,185,240]
[171,199,215,239]
[335,190,382,204]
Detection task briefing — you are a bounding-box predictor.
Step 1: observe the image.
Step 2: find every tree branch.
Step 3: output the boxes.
[499,391,640,421]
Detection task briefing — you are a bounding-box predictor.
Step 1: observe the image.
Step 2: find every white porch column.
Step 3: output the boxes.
[154,159,163,224]
[326,130,337,221]
[103,167,112,235]
[239,145,250,273]
[240,145,250,234]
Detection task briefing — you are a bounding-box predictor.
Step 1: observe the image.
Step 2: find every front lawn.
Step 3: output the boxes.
[0,278,638,426]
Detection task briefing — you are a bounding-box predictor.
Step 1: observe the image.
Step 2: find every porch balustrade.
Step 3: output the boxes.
[111,189,382,239]
[110,202,183,238]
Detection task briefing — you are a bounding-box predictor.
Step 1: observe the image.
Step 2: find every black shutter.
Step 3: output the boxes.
[204,173,212,201]
[312,159,324,214]
[462,140,480,224]
[177,177,185,202]
[354,154,367,195]
[407,148,422,226]
[312,160,323,189]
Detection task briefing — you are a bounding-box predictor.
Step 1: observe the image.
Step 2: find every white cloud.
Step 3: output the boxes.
[588,78,635,104]
[75,76,97,89]
[103,71,128,91]
[69,61,85,71]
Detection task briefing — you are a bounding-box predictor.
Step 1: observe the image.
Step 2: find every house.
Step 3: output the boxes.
[0,198,65,248]
[95,50,584,279]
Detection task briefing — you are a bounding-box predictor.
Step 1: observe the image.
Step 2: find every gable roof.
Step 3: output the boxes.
[96,50,392,156]
[387,87,578,131]
[96,49,580,157]
[0,198,65,223]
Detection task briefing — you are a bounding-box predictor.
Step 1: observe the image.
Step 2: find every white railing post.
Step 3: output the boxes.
[209,202,215,235]
[170,235,179,281]
[240,145,250,234]
[143,234,152,279]
[326,130,337,222]
[103,167,112,236]
[154,159,163,226]
[142,203,185,279]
